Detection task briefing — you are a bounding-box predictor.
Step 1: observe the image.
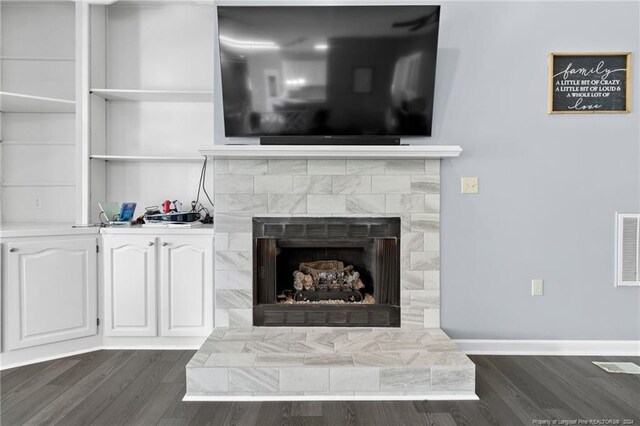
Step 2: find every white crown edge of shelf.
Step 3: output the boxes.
[90,89,214,102]
[89,155,204,162]
[1,56,75,62]
[1,182,75,187]
[1,141,75,146]
[0,91,75,113]
[199,144,463,159]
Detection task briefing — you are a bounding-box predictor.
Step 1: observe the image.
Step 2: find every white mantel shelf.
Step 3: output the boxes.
[199,144,462,159]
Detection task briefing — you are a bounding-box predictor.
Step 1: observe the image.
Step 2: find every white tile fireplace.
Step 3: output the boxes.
[186,145,475,401]
[210,150,447,328]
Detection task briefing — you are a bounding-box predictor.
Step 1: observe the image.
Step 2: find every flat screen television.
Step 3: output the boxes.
[217,6,440,139]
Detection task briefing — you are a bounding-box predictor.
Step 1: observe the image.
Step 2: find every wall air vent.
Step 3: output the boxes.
[616,213,640,286]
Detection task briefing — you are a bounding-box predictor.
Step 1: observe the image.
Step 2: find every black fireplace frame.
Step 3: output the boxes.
[253,217,401,327]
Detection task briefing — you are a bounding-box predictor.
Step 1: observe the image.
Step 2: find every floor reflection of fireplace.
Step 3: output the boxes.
[253,217,401,327]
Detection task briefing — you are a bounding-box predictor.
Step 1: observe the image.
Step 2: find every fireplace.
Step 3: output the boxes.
[253,217,401,327]
[190,155,476,401]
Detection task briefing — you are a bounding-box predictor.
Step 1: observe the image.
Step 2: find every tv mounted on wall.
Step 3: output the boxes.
[216,6,441,141]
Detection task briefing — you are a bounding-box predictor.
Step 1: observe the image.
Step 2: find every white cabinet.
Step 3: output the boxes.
[102,234,213,339]
[4,238,97,350]
[103,236,157,337]
[160,237,213,337]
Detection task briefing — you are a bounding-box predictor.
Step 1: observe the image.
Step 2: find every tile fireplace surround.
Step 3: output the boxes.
[187,147,476,401]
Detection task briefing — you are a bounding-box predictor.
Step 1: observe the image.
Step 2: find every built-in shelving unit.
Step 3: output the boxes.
[90,89,213,103]
[0,1,219,367]
[0,1,77,223]
[85,2,215,223]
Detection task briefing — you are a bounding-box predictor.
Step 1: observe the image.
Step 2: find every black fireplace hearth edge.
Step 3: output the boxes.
[254,304,401,327]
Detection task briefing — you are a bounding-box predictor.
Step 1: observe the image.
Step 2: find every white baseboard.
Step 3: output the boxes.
[4,339,638,370]
[0,346,102,370]
[0,340,204,370]
[101,335,206,349]
[454,339,640,356]
[101,345,202,350]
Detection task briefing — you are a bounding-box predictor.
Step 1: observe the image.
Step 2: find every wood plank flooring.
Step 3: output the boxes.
[1,351,639,425]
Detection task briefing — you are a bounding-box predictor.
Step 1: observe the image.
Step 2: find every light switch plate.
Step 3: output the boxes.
[461,177,478,194]
[532,279,544,296]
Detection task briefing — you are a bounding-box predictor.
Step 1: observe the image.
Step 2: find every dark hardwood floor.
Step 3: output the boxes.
[1,350,639,425]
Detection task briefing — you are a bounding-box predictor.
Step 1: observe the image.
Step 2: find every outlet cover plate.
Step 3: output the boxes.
[532,279,544,296]
[461,177,478,194]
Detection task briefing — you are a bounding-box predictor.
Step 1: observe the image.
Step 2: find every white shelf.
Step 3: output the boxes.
[199,144,463,160]
[90,155,204,162]
[0,91,75,113]
[0,223,101,239]
[90,89,214,103]
[1,182,75,187]
[1,141,75,146]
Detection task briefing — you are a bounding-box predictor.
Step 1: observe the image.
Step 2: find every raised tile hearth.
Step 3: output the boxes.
[185,327,477,401]
[191,155,476,400]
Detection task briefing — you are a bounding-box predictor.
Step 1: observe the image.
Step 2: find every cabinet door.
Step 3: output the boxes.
[103,236,157,337]
[5,238,98,350]
[159,236,213,337]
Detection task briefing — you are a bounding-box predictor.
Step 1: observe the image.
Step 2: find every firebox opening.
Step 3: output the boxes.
[276,244,376,305]
[253,217,401,327]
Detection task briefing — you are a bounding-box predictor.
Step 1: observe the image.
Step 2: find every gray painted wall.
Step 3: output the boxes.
[433,1,640,340]
[213,1,640,340]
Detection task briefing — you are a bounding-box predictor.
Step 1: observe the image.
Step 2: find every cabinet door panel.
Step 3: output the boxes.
[103,236,157,337]
[5,238,98,350]
[160,237,213,337]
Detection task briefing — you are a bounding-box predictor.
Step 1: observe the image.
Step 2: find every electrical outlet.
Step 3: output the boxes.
[531,279,544,296]
[34,198,42,209]
[461,177,478,194]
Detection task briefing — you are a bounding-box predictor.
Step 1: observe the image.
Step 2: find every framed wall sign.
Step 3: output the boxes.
[548,52,631,113]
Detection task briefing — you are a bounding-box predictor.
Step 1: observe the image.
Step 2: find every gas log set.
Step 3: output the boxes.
[277,260,375,305]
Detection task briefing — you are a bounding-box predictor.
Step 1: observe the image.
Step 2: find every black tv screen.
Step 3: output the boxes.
[217,6,440,138]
